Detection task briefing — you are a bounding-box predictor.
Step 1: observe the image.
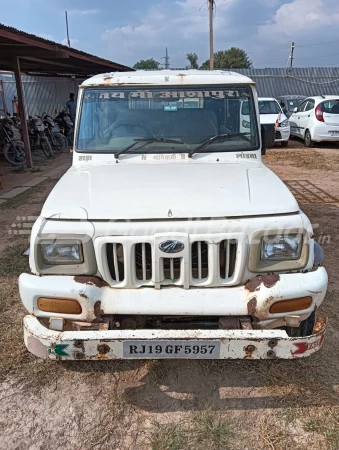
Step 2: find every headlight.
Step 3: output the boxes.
[279,119,289,127]
[242,120,250,129]
[40,240,83,265]
[261,235,303,261]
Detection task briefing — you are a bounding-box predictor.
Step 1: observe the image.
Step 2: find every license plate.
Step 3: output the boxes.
[329,131,339,136]
[123,340,221,358]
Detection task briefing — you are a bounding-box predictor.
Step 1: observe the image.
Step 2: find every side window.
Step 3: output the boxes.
[304,100,315,111]
[297,100,308,113]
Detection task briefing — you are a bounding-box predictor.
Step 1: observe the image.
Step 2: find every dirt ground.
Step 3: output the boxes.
[0,145,339,450]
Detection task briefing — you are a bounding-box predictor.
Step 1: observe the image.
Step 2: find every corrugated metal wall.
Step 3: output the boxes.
[0,73,83,117]
[1,68,338,118]
[235,68,339,97]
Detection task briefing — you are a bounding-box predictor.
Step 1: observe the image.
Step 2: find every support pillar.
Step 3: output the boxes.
[13,57,32,168]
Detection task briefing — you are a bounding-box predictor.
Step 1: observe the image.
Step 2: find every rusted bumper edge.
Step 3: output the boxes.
[23,315,327,360]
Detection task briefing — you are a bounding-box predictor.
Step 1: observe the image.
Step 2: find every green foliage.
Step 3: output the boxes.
[201,47,252,69]
[133,58,161,70]
[186,52,199,69]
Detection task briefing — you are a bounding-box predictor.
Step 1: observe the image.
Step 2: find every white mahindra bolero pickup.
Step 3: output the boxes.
[19,70,328,360]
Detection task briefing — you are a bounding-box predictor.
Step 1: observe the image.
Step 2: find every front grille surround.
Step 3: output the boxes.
[95,233,246,289]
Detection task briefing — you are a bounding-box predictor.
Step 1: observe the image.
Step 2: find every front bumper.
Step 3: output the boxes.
[24,315,327,360]
[275,127,290,142]
[19,268,328,360]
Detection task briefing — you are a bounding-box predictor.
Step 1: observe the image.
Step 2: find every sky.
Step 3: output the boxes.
[1,0,339,69]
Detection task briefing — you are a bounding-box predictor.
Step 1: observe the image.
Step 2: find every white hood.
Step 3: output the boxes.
[41,162,299,220]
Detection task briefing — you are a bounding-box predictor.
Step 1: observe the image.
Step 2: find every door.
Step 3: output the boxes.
[290,99,309,137]
[299,99,315,137]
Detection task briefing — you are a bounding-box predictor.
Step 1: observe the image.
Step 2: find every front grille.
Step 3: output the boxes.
[191,241,209,279]
[219,240,237,280]
[135,243,152,281]
[275,130,282,140]
[163,258,181,281]
[106,243,125,282]
[99,234,243,288]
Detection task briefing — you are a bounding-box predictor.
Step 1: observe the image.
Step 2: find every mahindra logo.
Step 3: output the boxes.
[159,240,185,253]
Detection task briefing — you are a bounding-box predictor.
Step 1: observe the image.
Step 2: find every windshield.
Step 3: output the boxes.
[287,99,305,111]
[77,86,259,154]
[258,100,282,115]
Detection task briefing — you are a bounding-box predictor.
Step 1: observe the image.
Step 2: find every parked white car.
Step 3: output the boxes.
[258,98,290,147]
[241,98,290,147]
[19,70,328,361]
[290,96,339,147]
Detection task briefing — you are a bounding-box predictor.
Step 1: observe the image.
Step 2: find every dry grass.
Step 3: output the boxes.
[264,148,339,171]
[142,409,233,450]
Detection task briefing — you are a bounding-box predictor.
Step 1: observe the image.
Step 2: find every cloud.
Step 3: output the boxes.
[100,0,339,68]
[68,9,100,16]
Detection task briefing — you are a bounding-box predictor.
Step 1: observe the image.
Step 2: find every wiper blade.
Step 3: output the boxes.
[114,137,184,159]
[188,133,248,158]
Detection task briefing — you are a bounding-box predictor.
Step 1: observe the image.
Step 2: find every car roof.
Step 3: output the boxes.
[307,95,339,100]
[81,70,255,87]
[258,97,278,101]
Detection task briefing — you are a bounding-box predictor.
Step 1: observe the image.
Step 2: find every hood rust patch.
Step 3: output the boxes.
[74,276,109,288]
[245,274,280,292]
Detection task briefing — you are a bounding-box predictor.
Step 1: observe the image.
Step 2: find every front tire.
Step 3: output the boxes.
[286,311,316,337]
[304,130,313,147]
[40,136,53,157]
[3,141,26,166]
[51,132,67,154]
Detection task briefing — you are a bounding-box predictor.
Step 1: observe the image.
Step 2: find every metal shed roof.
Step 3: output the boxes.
[234,68,339,97]
[0,23,132,76]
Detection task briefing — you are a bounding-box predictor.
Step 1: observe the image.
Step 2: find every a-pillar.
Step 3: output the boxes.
[13,56,32,168]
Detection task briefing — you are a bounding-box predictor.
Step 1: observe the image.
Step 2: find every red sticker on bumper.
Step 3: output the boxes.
[292,334,325,356]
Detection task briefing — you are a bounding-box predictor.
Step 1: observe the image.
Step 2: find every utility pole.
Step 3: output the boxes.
[288,41,295,70]
[65,11,71,47]
[162,47,170,69]
[209,0,214,70]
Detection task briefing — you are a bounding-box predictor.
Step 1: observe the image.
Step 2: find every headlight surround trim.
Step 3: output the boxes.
[248,228,310,273]
[34,233,97,275]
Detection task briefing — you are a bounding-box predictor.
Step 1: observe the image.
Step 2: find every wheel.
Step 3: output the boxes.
[3,141,26,166]
[304,130,313,147]
[286,311,316,337]
[51,132,67,154]
[281,140,289,148]
[40,136,53,157]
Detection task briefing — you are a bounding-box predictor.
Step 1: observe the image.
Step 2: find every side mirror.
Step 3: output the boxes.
[261,124,275,155]
[293,107,298,113]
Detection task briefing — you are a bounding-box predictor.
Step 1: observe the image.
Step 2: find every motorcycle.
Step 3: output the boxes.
[0,116,26,166]
[54,109,74,145]
[42,114,68,154]
[28,116,53,157]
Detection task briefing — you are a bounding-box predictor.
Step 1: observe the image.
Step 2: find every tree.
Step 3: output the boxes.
[186,52,199,69]
[200,47,252,69]
[133,58,160,70]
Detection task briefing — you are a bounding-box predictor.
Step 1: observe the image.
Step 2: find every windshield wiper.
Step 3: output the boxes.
[114,138,184,159]
[188,133,249,158]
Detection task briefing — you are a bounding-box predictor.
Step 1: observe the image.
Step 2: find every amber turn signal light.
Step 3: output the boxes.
[37,298,82,314]
[269,296,312,314]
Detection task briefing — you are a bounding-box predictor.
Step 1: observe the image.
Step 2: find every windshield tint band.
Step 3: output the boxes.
[76,85,260,154]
